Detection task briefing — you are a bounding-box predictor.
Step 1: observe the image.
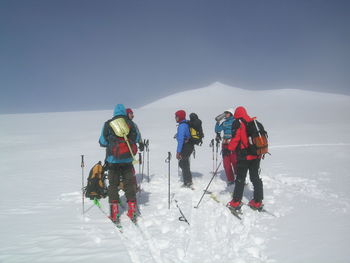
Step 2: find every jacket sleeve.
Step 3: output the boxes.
[134,122,142,143]
[228,122,241,151]
[99,123,108,147]
[176,123,186,153]
[215,122,223,133]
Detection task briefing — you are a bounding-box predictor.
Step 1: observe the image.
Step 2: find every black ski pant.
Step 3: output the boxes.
[107,163,136,203]
[232,159,263,202]
[179,157,193,185]
[179,142,194,185]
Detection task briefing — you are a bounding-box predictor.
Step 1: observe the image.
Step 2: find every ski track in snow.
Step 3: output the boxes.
[4,147,348,263]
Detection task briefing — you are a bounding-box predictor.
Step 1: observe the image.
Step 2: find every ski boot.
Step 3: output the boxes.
[248,200,264,211]
[127,200,137,223]
[227,199,242,211]
[109,201,120,223]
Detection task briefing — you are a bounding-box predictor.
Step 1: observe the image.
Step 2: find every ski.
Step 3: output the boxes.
[92,198,124,233]
[109,217,123,232]
[248,205,276,217]
[227,206,243,220]
[209,194,242,220]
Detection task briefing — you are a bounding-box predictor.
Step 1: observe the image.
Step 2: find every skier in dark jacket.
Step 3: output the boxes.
[126,108,144,193]
[175,110,194,187]
[126,108,144,151]
[99,104,139,222]
[227,106,264,210]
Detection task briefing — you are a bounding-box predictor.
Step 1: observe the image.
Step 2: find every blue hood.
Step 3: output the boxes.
[113,104,127,117]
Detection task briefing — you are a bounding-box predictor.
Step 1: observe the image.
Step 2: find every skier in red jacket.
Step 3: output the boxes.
[227,106,264,210]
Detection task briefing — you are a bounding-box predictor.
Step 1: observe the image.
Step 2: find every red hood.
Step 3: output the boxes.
[234,106,253,122]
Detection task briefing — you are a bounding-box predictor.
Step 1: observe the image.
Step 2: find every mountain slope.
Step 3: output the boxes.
[1,83,350,262]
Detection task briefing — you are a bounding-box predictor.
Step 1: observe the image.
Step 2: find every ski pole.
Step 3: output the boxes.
[141,139,146,178]
[174,199,190,225]
[210,139,214,174]
[146,139,150,182]
[165,152,172,209]
[215,140,219,170]
[194,160,222,209]
[138,152,142,176]
[81,155,85,215]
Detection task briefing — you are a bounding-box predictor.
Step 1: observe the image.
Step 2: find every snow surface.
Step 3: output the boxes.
[1,82,350,263]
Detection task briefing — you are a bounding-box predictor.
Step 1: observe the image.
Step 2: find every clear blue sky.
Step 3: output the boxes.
[1,0,349,114]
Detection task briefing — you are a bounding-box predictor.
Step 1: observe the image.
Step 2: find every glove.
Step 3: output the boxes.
[215,133,221,143]
[222,148,231,156]
[176,152,182,160]
[138,142,144,152]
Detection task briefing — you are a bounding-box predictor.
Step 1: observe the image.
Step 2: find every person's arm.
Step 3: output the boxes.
[176,123,186,153]
[134,122,142,143]
[228,122,241,151]
[99,123,108,147]
[215,122,223,133]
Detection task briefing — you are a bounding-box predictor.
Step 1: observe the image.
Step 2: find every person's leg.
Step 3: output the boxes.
[232,160,249,201]
[179,158,192,185]
[223,153,235,182]
[107,165,121,203]
[120,163,138,220]
[121,163,136,202]
[248,159,263,202]
[230,151,238,178]
[107,164,121,221]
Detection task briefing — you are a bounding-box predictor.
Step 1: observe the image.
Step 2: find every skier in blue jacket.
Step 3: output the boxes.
[215,108,237,185]
[175,110,194,187]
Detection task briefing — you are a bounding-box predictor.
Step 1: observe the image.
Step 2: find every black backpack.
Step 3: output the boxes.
[188,113,204,145]
[85,161,108,200]
[245,119,269,156]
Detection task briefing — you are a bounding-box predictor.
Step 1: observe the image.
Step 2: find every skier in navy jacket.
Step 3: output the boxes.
[175,110,194,187]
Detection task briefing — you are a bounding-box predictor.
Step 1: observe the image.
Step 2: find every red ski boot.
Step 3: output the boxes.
[127,200,137,222]
[248,200,264,211]
[109,201,119,223]
[227,199,242,211]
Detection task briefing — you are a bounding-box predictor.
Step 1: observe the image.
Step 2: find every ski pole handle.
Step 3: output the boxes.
[209,139,215,148]
[165,151,172,163]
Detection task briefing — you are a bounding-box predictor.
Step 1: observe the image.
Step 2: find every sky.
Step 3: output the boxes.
[0,0,349,114]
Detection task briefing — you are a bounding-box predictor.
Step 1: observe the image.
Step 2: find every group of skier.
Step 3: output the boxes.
[175,106,264,211]
[98,103,266,223]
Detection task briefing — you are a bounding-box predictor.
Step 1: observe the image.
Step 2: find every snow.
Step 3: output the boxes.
[1,82,350,262]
